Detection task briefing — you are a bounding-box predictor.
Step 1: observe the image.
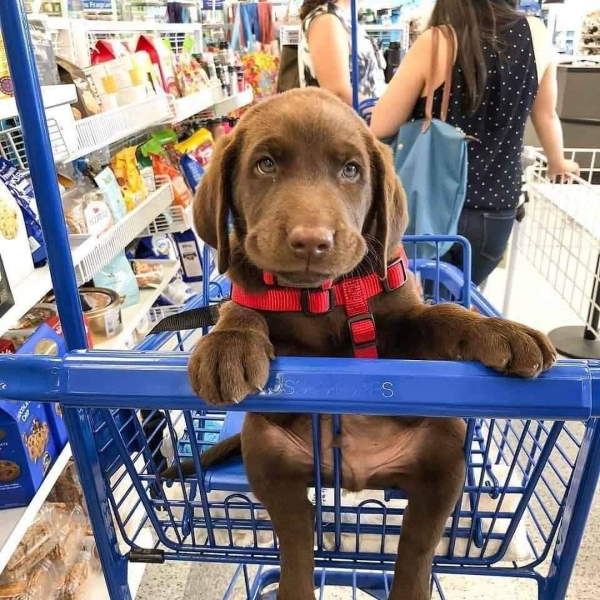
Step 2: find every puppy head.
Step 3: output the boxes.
[194,88,407,287]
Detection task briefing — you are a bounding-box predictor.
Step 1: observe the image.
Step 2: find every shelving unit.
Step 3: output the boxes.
[64,95,174,163]
[0,84,76,120]
[0,7,252,590]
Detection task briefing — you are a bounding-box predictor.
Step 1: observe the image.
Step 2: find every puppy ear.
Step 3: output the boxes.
[366,138,408,278]
[193,132,240,273]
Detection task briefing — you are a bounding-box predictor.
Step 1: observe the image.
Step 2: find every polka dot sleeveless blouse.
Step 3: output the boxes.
[412,18,539,211]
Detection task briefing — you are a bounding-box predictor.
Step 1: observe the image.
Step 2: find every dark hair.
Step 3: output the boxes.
[300,0,336,21]
[429,0,522,113]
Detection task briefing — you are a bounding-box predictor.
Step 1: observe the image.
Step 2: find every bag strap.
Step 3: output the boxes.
[440,26,456,122]
[423,26,456,131]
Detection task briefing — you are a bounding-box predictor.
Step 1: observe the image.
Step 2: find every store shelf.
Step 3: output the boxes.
[62,95,173,163]
[0,84,77,120]
[144,203,193,235]
[40,16,204,33]
[170,87,219,123]
[212,87,254,116]
[0,444,72,574]
[94,260,180,350]
[363,24,404,32]
[0,182,173,336]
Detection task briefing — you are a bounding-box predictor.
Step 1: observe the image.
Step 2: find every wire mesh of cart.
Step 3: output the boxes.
[0,2,600,600]
[504,148,600,359]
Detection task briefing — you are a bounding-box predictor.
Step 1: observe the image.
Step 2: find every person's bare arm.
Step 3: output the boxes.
[531,64,579,179]
[371,29,454,139]
[307,14,353,105]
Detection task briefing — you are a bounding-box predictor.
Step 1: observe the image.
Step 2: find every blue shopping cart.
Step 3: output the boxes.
[0,2,600,599]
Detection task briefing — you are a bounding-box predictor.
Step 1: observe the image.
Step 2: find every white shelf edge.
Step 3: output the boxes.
[212,88,254,116]
[60,96,173,164]
[0,444,72,574]
[0,85,77,121]
[94,260,180,350]
[171,87,218,123]
[41,16,203,33]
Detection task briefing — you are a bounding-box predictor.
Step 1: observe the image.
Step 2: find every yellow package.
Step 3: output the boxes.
[111,146,148,211]
[0,36,14,99]
[175,128,214,156]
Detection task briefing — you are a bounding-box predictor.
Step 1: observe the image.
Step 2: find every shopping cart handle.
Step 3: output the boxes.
[0,353,599,420]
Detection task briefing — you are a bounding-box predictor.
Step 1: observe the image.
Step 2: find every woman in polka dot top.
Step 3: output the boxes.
[371,0,579,286]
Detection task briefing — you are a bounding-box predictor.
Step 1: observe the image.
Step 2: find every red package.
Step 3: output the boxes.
[91,40,131,65]
[0,338,16,353]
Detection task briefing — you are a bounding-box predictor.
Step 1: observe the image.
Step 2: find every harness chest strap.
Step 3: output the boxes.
[231,250,409,359]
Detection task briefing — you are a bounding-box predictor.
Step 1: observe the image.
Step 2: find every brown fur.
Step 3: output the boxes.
[188,88,556,599]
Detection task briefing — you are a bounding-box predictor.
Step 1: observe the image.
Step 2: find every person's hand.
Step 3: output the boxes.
[547,158,580,182]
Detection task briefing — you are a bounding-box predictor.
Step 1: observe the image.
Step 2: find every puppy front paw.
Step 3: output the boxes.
[462,318,557,378]
[188,329,274,405]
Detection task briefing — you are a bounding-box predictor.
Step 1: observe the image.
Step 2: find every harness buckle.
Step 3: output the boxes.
[382,257,407,293]
[347,313,377,355]
[300,288,335,316]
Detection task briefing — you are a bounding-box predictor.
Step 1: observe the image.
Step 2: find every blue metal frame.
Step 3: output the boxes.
[1,1,599,599]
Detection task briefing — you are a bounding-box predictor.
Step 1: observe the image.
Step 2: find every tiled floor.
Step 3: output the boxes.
[137,250,600,599]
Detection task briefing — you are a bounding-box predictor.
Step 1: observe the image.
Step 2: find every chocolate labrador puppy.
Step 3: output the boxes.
[187,88,555,600]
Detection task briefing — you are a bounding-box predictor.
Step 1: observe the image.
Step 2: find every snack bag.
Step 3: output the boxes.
[111,147,148,211]
[0,158,47,266]
[151,154,192,207]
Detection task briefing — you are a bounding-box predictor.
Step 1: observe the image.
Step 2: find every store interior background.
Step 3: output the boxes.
[0,0,598,599]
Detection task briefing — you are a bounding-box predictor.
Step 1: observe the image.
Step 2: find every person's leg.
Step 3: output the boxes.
[450,207,516,287]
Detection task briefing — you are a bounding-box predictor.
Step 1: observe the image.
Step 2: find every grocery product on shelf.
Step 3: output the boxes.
[0,502,91,599]
[132,259,165,289]
[0,158,48,267]
[174,42,211,96]
[56,58,102,118]
[0,396,59,508]
[173,229,204,284]
[136,35,181,97]
[0,179,35,289]
[92,252,140,308]
[150,153,192,207]
[76,286,125,341]
[93,166,127,221]
[110,147,148,211]
[175,126,214,166]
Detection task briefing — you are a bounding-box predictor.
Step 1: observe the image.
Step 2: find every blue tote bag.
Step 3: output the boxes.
[392,27,469,258]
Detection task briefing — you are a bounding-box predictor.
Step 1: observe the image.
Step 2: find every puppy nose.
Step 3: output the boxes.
[288,226,334,259]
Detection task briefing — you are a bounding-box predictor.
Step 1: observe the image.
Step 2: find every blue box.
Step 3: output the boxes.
[19,321,69,450]
[0,399,60,508]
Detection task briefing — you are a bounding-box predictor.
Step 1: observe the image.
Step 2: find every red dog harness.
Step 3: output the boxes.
[231,249,409,359]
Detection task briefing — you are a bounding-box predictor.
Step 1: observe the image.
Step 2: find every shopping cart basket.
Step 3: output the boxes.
[0,2,600,599]
[504,147,600,359]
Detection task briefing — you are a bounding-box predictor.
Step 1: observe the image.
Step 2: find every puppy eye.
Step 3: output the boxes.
[341,162,360,180]
[256,157,276,175]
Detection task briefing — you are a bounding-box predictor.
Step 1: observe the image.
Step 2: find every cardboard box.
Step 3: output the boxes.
[0,399,59,508]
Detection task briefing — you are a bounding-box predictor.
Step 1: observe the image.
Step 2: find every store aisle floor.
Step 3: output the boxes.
[137,252,600,600]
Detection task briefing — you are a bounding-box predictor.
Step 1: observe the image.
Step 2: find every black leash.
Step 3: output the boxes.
[148,303,222,335]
